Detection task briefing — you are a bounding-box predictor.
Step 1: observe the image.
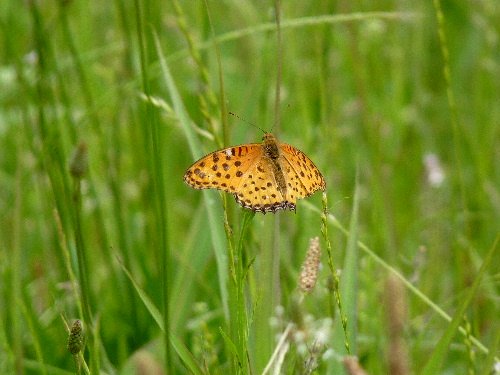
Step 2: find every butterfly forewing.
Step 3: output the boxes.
[183,144,262,194]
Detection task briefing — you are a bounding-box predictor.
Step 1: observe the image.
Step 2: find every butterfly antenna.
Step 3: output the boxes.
[229,111,266,135]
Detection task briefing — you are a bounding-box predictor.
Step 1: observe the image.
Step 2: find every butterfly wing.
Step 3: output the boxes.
[279,143,326,201]
[183,143,262,195]
[232,158,295,213]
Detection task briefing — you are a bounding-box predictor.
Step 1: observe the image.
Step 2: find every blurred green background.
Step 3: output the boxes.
[0,0,498,374]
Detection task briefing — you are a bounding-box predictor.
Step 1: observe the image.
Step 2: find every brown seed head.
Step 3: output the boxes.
[384,274,409,375]
[299,237,321,293]
[67,319,84,355]
[343,356,369,375]
[69,142,88,179]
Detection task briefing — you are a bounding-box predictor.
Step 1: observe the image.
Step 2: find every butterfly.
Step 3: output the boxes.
[183,133,326,213]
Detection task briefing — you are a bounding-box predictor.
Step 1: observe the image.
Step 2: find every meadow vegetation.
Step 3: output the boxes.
[0,1,498,374]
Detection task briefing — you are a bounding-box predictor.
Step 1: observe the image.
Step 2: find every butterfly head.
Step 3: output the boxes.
[262,133,280,159]
[262,132,277,142]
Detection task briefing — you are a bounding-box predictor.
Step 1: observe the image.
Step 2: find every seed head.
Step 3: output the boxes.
[69,142,88,179]
[67,319,84,355]
[299,237,321,293]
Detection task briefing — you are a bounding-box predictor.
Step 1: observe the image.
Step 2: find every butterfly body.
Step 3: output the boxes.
[183,133,326,213]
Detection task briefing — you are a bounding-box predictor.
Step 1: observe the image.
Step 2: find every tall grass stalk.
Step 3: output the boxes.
[134,1,173,371]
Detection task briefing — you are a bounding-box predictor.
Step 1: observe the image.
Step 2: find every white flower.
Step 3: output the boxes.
[423,153,445,187]
[314,319,332,345]
[494,360,500,374]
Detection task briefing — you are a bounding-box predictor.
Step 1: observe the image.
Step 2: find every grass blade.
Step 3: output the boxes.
[420,236,499,374]
[117,256,204,374]
[153,31,230,323]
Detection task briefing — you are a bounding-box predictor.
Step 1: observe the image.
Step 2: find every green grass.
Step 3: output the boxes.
[1,1,499,374]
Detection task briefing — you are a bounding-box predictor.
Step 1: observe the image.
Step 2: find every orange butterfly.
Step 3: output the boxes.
[183,133,326,213]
